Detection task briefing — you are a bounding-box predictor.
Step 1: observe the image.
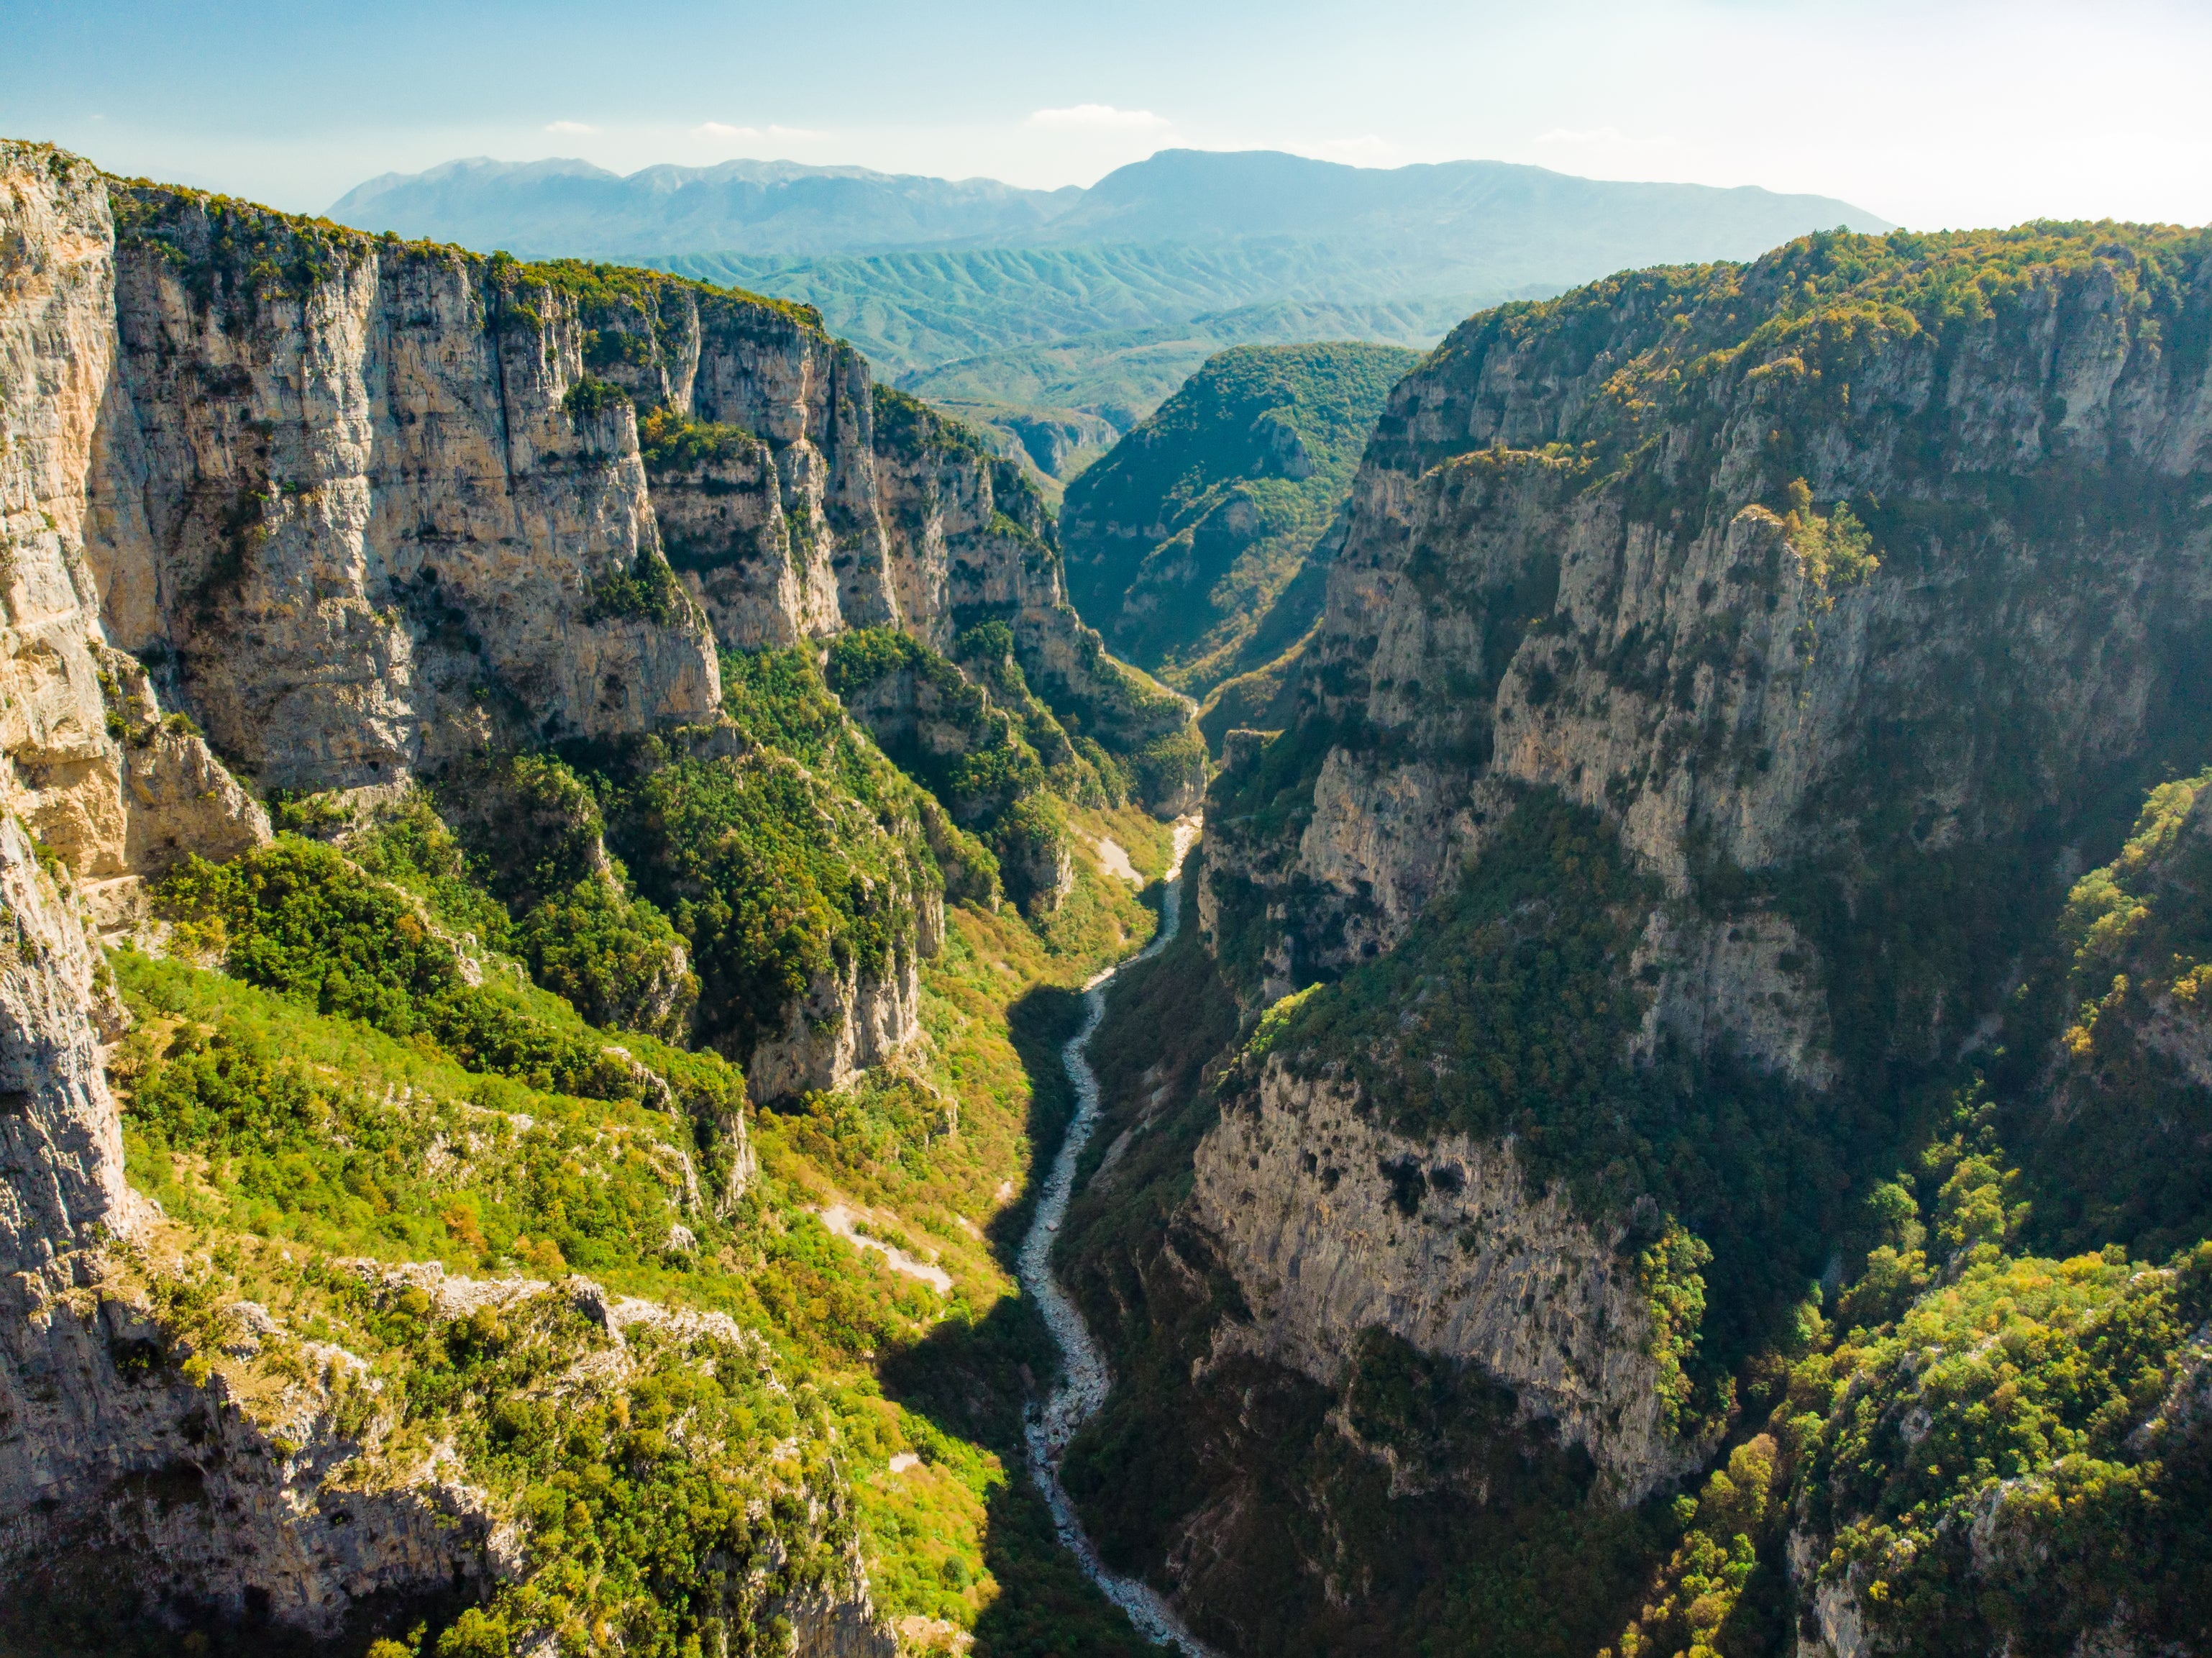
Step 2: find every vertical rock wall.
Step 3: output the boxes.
[1154,230,2212,1629]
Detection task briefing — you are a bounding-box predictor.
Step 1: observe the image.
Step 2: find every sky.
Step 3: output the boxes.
[9,0,2211,231]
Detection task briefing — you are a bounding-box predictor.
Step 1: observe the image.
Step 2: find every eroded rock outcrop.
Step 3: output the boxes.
[0,816,136,1274]
[746,935,926,1103]
[1192,1059,1690,1496]
[1,144,270,922]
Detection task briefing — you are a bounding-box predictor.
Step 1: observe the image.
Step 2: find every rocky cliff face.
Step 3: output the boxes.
[1068,224,2212,1653]
[1214,229,2212,1011]
[746,893,930,1101]
[1,145,272,929]
[1192,1057,1688,1497]
[0,814,136,1276]
[0,140,1036,1649]
[4,134,1199,1094]
[872,387,1205,815]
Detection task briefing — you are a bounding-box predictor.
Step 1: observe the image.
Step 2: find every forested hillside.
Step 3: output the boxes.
[1059,342,1423,701]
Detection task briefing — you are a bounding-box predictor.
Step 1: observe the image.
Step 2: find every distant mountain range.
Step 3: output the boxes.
[330,155,1081,258]
[329,149,1885,271]
[328,150,1889,471]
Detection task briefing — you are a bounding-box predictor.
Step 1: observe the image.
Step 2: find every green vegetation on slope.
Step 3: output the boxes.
[157,836,664,1108]
[1060,342,1422,696]
[826,624,1103,915]
[2012,768,2212,1258]
[49,632,1199,1657]
[1603,1094,2212,1658]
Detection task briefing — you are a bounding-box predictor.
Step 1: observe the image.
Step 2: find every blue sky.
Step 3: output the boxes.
[10,0,2210,229]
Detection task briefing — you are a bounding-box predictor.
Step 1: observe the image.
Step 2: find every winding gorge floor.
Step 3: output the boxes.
[1018,816,1217,1658]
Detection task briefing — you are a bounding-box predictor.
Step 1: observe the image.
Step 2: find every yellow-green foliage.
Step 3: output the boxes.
[2026,767,2212,1256]
[1591,1101,2212,1658]
[1635,1218,1716,1440]
[104,783,1171,1654]
[1603,1436,1782,1658]
[637,405,760,475]
[111,952,731,1277]
[603,648,942,1066]
[2060,767,2212,1055]
[111,1226,859,1658]
[1780,476,1878,599]
[1789,1237,2210,1656]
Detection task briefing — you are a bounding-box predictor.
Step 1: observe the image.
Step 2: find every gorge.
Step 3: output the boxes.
[4,125,2212,1658]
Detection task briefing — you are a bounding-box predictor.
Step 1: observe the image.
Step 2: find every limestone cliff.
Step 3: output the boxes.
[871,387,1205,815]
[1210,228,2212,1052]
[0,815,136,1276]
[1192,1058,1690,1497]
[0,140,972,1649]
[5,135,1199,1105]
[1,143,271,928]
[1067,223,2212,1654]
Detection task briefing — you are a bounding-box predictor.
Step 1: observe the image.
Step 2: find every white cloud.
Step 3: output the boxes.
[694,121,761,140]
[1026,104,1171,132]
[545,120,596,135]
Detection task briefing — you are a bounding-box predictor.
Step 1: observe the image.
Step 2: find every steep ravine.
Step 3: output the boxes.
[1020,816,1214,1657]
[0,137,1203,1653]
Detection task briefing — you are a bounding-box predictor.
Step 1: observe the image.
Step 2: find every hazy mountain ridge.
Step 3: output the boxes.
[331,152,1082,258]
[334,150,1886,457]
[331,148,1886,269]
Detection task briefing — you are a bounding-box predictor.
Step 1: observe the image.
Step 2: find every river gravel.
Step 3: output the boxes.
[1018,816,1220,1657]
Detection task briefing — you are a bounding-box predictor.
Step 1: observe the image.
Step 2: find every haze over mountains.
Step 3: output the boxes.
[328,149,1888,477]
[329,147,1886,270]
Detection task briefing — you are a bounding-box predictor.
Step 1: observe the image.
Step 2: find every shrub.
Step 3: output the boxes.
[517,876,697,1040]
[584,549,691,627]
[560,377,629,424]
[636,405,756,474]
[155,837,644,1104]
